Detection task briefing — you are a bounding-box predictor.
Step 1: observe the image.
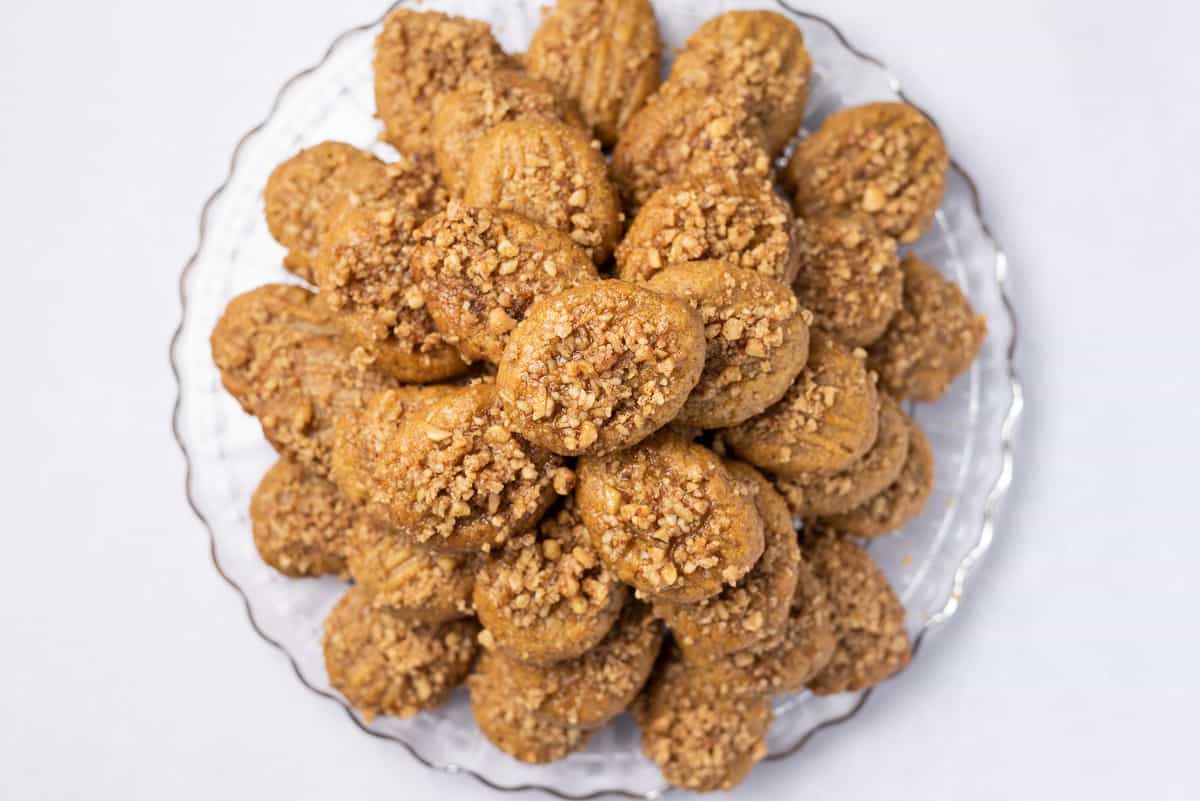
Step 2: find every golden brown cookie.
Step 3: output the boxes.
[249,456,352,577]
[470,662,592,763]
[791,212,903,347]
[634,655,772,792]
[525,0,662,146]
[785,102,948,244]
[576,431,765,602]
[463,119,623,264]
[373,8,510,153]
[615,175,799,284]
[476,601,663,728]
[654,461,800,660]
[612,90,772,212]
[820,417,934,538]
[323,586,479,721]
[803,529,911,694]
[316,201,468,382]
[721,332,880,478]
[431,69,583,194]
[666,10,812,154]
[646,260,811,429]
[867,254,987,402]
[344,516,475,623]
[370,384,567,553]
[410,203,599,364]
[473,497,627,665]
[774,393,910,518]
[496,280,706,456]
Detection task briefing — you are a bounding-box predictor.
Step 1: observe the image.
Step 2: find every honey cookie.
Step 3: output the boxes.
[497,280,705,456]
[775,393,910,518]
[373,8,510,153]
[576,431,764,602]
[612,90,772,212]
[323,586,479,721]
[646,260,810,429]
[665,10,812,154]
[370,384,567,553]
[820,416,934,538]
[431,69,583,194]
[867,254,987,402]
[802,529,911,694]
[785,102,948,243]
[477,601,663,729]
[316,201,468,382]
[250,456,352,577]
[615,175,799,284]
[411,203,598,364]
[463,119,623,264]
[344,516,475,623]
[791,212,903,347]
[470,662,592,763]
[474,497,627,665]
[525,0,662,146]
[721,332,880,478]
[654,461,800,660]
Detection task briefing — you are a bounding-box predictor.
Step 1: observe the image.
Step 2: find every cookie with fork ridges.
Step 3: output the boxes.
[496,280,706,456]
[785,102,948,244]
[615,175,800,285]
[721,331,880,479]
[665,10,812,154]
[250,456,353,578]
[410,203,598,364]
[646,260,811,429]
[463,118,623,264]
[373,8,511,154]
[576,430,765,603]
[525,0,662,146]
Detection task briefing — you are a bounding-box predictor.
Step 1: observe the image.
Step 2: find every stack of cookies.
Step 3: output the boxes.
[210,0,987,792]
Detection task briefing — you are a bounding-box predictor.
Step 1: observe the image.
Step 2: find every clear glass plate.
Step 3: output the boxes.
[170,0,1023,796]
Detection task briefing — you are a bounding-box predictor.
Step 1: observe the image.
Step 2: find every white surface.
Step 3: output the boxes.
[0,0,1196,799]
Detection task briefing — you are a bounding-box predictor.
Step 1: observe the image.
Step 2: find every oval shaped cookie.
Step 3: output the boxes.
[470,662,592,763]
[496,280,706,456]
[576,430,765,602]
[411,203,598,364]
[646,260,810,429]
[250,456,352,577]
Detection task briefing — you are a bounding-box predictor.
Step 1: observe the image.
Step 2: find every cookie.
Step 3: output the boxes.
[791,212,903,347]
[463,119,623,264]
[525,0,662,146]
[431,69,583,194]
[411,203,599,364]
[665,10,811,154]
[820,416,934,538]
[785,102,948,243]
[721,332,880,478]
[370,383,567,553]
[250,456,352,577]
[775,393,910,518]
[615,175,799,284]
[373,8,510,153]
[470,662,592,763]
[646,260,811,429]
[496,280,706,456]
[476,601,662,729]
[344,516,475,624]
[654,461,801,660]
[612,90,772,212]
[802,529,911,694]
[576,431,764,602]
[474,497,627,665]
[316,201,468,382]
[867,254,987,401]
[323,586,479,721]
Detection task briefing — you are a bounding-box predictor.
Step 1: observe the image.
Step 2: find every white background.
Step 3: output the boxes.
[2,0,1198,798]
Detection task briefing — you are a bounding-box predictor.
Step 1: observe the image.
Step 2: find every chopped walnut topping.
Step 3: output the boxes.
[250,456,352,577]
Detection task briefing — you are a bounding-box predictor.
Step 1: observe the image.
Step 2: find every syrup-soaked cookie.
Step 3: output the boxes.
[250,456,352,577]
